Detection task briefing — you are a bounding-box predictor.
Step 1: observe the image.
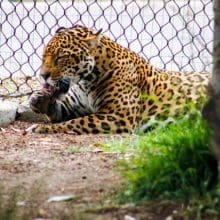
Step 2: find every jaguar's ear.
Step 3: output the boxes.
[55,27,66,33]
[83,28,102,49]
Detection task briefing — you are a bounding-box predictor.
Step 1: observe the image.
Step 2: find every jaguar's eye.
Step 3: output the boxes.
[55,55,69,64]
[54,56,62,65]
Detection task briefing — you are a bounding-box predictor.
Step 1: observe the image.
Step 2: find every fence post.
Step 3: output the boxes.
[203,0,220,178]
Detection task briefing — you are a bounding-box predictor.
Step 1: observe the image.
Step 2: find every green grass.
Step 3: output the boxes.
[104,111,218,203]
[68,145,82,153]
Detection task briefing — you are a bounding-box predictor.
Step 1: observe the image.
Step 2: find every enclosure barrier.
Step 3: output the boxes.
[0,0,213,98]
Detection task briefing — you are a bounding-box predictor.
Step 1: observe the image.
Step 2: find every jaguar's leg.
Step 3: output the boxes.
[25,113,134,134]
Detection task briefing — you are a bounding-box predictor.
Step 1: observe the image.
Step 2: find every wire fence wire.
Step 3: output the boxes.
[0,0,213,98]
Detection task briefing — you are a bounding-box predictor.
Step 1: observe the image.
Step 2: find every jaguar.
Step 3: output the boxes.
[27,24,210,134]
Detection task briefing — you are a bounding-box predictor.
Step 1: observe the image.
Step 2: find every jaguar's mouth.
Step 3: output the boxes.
[42,78,70,96]
[42,83,56,94]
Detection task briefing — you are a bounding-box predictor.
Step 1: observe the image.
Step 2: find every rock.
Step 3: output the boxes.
[124,215,136,220]
[165,216,173,220]
[0,100,18,126]
[47,194,75,202]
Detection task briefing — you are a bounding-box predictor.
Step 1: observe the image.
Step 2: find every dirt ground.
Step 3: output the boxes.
[0,121,185,220]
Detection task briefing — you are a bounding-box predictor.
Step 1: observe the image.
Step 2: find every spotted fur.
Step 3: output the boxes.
[28,25,210,134]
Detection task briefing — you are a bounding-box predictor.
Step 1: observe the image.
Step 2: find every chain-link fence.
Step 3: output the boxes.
[0,0,213,98]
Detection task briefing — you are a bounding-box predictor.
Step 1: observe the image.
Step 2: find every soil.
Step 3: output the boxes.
[0,121,184,220]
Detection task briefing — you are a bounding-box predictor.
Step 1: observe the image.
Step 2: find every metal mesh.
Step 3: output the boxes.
[0,0,213,98]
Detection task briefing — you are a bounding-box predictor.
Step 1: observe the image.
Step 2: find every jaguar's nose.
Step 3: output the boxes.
[41,72,50,81]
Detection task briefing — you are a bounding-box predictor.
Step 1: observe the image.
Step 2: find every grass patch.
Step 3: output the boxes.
[68,145,82,153]
[104,112,218,203]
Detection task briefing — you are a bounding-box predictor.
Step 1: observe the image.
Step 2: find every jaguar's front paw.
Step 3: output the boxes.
[29,90,53,114]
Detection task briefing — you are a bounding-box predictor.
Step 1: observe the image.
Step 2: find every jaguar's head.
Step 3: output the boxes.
[39,25,102,94]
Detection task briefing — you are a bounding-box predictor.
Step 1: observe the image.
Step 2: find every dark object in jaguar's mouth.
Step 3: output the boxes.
[56,78,70,94]
[42,78,70,96]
